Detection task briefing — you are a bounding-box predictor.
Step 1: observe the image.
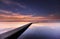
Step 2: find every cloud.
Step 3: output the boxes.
[0,10,60,22]
[0,0,26,9]
[0,10,46,22]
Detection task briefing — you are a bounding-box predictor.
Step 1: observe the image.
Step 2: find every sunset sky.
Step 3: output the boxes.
[0,0,60,22]
[0,0,60,38]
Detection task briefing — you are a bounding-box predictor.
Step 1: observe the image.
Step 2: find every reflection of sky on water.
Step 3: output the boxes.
[0,22,30,34]
[0,22,60,39]
[18,23,60,39]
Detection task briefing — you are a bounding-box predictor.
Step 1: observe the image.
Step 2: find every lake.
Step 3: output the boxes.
[18,22,60,39]
[0,22,30,34]
[0,22,60,39]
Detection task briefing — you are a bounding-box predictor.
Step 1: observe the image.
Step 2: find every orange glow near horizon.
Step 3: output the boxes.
[0,13,58,22]
[0,10,60,22]
[0,13,47,22]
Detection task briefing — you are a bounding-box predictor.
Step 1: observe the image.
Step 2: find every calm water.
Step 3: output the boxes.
[0,22,30,34]
[0,22,60,39]
[18,23,60,39]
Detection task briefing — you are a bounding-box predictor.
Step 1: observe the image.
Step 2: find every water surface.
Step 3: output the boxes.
[0,22,30,34]
[18,23,60,39]
[0,22,60,39]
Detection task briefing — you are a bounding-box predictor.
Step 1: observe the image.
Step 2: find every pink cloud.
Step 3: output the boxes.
[0,10,60,22]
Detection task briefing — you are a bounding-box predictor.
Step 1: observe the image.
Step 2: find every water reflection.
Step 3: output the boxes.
[18,23,60,39]
[0,22,30,34]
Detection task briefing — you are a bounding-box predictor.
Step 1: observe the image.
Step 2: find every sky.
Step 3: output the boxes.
[0,0,60,22]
